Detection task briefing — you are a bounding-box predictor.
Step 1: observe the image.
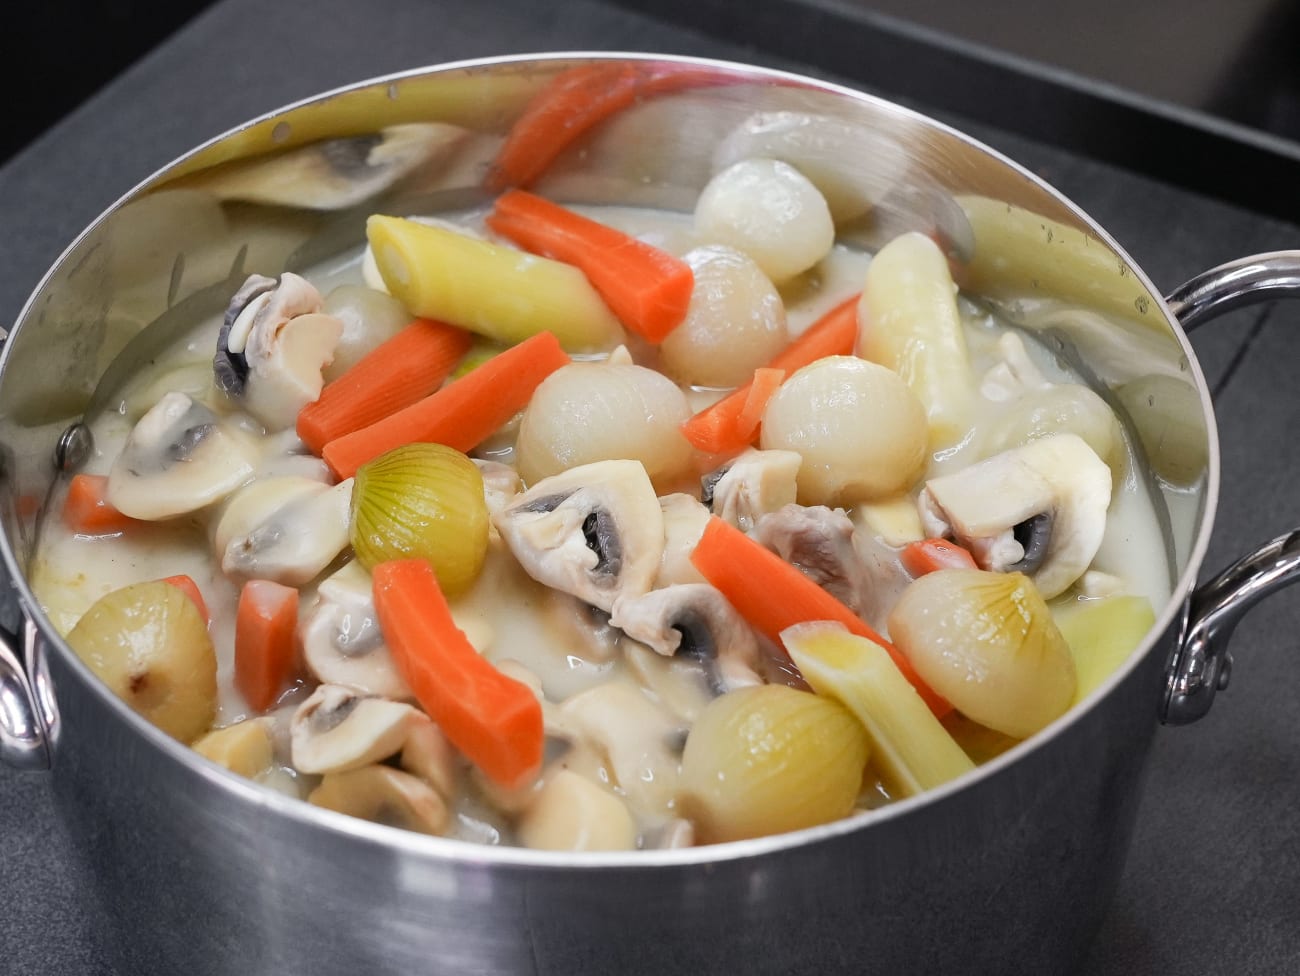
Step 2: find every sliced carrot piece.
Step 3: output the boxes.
[234,580,299,713]
[62,473,136,536]
[372,558,543,790]
[322,330,570,480]
[487,190,694,343]
[734,367,786,441]
[161,574,210,625]
[690,516,951,717]
[680,294,861,454]
[297,318,473,455]
[900,538,979,577]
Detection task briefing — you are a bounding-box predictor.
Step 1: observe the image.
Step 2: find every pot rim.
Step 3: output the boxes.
[2,50,1222,870]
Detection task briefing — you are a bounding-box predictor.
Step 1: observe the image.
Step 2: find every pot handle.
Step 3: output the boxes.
[0,616,52,770]
[1161,250,1300,724]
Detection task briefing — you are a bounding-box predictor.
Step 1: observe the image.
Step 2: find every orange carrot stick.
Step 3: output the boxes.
[487,190,694,343]
[900,538,979,577]
[322,330,570,480]
[734,367,786,441]
[161,574,210,625]
[372,558,543,789]
[62,473,136,536]
[234,579,299,713]
[297,318,473,455]
[487,62,732,191]
[681,294,861,454]
[690,516,950,717]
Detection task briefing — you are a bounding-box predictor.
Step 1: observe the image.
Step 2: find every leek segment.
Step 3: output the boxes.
[782,621,974,798]
[366,214,623,353]
[857,232,973,449]
[1054,594,1156,704]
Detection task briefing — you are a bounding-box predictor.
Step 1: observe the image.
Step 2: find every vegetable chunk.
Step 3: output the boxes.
[366,215,622,353]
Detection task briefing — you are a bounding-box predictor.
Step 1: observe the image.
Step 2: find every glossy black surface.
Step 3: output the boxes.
[2,1,1299,973]
[611,0,1300,222]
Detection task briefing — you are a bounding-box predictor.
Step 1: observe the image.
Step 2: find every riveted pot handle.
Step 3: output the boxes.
[1161,250,1300,724]
[0,616,52,770]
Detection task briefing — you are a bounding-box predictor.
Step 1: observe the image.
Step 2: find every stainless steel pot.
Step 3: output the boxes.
[1,53,1298,976]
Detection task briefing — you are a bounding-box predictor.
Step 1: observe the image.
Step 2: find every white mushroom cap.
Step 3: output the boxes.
[493,460,665,613]
[399,716,458,803]
[308,765,448,835]
[704,448,801,532]
[300,561,412,700]
[215,476,353,585]
[517,769,638,852]
[106,392,257,520]
[244,311,343,431]
[218,273,342,431]
[473,459,523,516]
[919,433,1112,599]
[611,583,763,693]
[559,682,682,818]
[290,684,421,775]
[656,493,710,588]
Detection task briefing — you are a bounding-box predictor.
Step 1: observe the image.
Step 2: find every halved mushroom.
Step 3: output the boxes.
[918,433,1112,599]
[214,476,353,585]
[215,272,342,431]
[517,769,638,852]
[300,561,412,700]
[751,504,874,616]
[290,684,421,775]
[493,459,665,613]
[647,817,696,850]
[621,642,714,724]
[253,428,335,484]
[559,682,683,818]
[190,123,469,211]
[308,765,448,835]
[474,459,523,519]
[399,717,459,803]
[611,584,763,694]
[106,391,257,520]
[703,449,801,532]
[192,718,275,780]
[656,493,710,587]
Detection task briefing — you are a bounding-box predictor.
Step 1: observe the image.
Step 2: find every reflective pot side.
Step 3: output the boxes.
[0,55,1216,976]
[42,620,1166,976]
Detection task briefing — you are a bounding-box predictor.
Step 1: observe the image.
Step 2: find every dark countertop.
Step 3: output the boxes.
[2,1,1299,973]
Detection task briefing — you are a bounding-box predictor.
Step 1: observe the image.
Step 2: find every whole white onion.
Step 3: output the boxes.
[659,245,787,389]
[760,355,927,504]
[515,361,693,487]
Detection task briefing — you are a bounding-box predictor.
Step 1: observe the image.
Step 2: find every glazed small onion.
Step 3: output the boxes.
[515,361,693,486]
[888,569,1077,739]
[760,355,927,504]
[677,684,869,843]
[350,443,489,594]
[694,158,835,283]
[658,245,787,389]
[66,581,217,744]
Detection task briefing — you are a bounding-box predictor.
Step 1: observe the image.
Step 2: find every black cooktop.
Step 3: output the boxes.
[613,0,1300,223]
